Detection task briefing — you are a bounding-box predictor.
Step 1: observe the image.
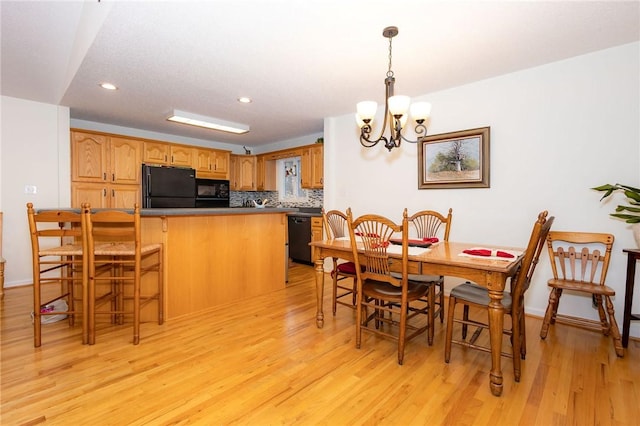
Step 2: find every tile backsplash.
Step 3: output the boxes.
[230,189,323,208]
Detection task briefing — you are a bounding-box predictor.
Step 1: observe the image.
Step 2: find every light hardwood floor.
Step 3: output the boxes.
[2,263,639,425]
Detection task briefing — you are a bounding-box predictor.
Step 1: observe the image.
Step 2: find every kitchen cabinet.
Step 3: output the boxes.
[301,144,323,189]
[71,130,141,208]
[230,154,256,191]
[194,148,230,180]
[71,182,140,209]
[142,141,193,167]
[142,141,169,164]
[310,216,323,263]
[256,154,276,191]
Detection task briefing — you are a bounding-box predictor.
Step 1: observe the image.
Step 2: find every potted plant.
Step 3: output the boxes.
[593,183,640,247]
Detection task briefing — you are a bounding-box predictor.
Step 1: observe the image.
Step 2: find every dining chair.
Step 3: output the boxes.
[347,207,430,365]
[445,210,554,382]
[83,203,163,345]
[322,209,361,314]
[539,231,624,357]
[27,203,87,347]
[390,208,452,345]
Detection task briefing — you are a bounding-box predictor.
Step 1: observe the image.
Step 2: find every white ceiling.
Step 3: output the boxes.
[2,1,639,148]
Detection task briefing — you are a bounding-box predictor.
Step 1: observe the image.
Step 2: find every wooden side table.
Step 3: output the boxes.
[622,248,640,347]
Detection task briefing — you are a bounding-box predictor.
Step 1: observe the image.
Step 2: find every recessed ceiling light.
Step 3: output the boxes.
[99,82,118,90]
[167,109,250,134]
[237,97,252,104]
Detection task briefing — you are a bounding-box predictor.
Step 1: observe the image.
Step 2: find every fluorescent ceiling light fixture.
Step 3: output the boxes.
[167,110,250,134]
[237,97,252,103]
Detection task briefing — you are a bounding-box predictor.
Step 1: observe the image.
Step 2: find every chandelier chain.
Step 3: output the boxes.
[387,34,394,78]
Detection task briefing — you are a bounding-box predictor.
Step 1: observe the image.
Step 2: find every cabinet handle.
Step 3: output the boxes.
[112,173,115,182]
[103,188,107,197]
[103,172,106,180]
[112,189,115,197]
[171,155,174,163]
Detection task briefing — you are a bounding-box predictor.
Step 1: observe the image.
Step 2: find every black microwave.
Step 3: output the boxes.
[195,179,230,208]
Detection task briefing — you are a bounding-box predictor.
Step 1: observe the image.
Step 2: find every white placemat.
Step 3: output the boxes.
[458,247,522,261]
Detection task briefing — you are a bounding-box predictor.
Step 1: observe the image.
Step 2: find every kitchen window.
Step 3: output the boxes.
[277,157,306,202]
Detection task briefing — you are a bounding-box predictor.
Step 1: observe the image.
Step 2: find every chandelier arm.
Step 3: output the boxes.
[399,122,428,144]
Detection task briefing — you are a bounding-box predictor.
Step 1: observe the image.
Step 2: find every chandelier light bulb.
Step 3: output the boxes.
[388,95,410,117]
[410,102,432,121]
[357,101,378,121]
[355,113,367,128]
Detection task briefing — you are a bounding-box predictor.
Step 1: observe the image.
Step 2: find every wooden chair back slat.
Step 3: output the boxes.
[407,208,452,240]
[323,209,348,239]
[547,231,613,286]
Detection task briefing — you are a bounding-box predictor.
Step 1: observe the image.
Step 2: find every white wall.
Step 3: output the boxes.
[324,42,640,338]
[1,96,70,286]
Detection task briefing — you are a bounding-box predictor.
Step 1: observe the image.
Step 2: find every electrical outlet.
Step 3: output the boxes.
[24,185,37,194]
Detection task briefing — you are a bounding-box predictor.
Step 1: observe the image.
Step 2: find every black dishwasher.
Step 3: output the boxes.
[288,208,321,265]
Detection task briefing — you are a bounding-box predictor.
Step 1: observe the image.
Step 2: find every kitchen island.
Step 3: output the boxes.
[140,208,295,320]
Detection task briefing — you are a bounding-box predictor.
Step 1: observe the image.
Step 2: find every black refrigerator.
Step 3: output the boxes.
[142,165,196,208]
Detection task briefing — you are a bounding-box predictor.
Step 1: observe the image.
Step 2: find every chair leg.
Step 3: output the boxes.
[157,248,164,325]
[593,295,610,336]
[604,296,624,357]
[133,266,141,345]
[444,295,456,363]
[511,310,522,382]
[355,292,363,350]
[462,305,469,339]
[427,284,435,346]
[397,302,407,365]
[332,271,338,315]
[519,309,527,360]
[438,281,445,323]
[540,288,560,339]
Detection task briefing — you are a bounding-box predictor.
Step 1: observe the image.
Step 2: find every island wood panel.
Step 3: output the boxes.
[141,213,287,320]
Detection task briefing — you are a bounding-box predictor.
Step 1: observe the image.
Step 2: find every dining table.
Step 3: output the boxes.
[309,238,525,397]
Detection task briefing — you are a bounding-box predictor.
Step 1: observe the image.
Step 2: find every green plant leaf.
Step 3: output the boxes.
[610,213,640,223]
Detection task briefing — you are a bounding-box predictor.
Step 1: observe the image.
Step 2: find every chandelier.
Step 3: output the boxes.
[356,26,432,152]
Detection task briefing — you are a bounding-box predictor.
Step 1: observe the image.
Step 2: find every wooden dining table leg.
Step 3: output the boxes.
[487,287,505,396]
[314,257,325,328]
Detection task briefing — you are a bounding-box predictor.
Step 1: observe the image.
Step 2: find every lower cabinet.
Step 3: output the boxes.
[71,182,140,208]
[311,216,323,262]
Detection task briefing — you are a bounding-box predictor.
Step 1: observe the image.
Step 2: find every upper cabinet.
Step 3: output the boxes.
[72,131,140,185]
[71,130,141,208]
[194,148,231,180]
[256,154,276,191]
[230,154,257,191]
[142,141,193,168]
[301,144,323,189]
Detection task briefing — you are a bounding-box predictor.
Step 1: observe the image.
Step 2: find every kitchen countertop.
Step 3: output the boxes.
[141,207,298,216]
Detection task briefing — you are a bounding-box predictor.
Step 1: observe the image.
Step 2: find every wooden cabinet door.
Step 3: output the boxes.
[237,156,256,191]
[301,145,323,189]
[111,185,140,208]
[71,131,108,182]
[311,217,323,262]
[256,155,265,191]
[143,141,169,165]
[71,182,108,208]
[170,145,192,167]
[229,155,238,190]
[193,148,212,176]
[311,145,324,188]
[211,150,230,179]
[110,137,141,184]
[300,147,312,189]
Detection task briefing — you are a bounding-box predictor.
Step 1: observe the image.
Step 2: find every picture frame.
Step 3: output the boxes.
[418,126,490,189]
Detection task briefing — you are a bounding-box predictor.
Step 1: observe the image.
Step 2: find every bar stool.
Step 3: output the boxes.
[27,203,87,346]
[83,203,163,345]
